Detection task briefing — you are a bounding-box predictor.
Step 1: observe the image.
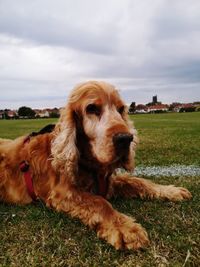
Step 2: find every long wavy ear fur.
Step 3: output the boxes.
[51,104,78,183]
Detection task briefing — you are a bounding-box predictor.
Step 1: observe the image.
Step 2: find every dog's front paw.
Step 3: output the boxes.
[97,213,149,250]
[160,185,192,201]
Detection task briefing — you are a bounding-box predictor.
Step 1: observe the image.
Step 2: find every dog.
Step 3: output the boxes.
[0,81,191,250]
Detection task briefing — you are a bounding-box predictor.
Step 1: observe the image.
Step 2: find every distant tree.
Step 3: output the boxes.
[179,107,196,113]
[129,102,136,113]
[3,110,9,119]
[146,101,161,106]
[18,106,36,118]
[49,112,60,118]
[2,109,10,119]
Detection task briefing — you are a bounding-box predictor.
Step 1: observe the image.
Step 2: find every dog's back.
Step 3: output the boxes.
[0,138,12,145]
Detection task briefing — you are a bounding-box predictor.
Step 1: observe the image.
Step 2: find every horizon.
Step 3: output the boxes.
[1,97,200,111]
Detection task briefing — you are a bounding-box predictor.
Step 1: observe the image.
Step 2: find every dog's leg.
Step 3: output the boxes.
[46,183,149,250]
[109,173,192,201]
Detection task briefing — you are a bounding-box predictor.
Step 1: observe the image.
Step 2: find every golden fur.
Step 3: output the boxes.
[0,81,191,250]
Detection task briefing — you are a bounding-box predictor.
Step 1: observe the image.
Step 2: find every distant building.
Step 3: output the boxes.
[152,95,158,104]
[0,110,18,119]
[135,104,148,114]
[7,110,17,118]
[171,103,196,112]
[34,108,60,118]
[34,109,49,118]
[147,104,169,113]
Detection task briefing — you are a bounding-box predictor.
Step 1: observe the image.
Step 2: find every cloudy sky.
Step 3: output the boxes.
[0,0,200,109]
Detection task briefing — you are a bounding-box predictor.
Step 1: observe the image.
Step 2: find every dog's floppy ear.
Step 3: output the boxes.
[51,104,78,182]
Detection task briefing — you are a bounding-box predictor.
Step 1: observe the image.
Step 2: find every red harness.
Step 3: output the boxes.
[19,137,37,201]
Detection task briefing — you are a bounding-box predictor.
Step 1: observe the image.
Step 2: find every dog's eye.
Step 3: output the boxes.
[86,104,101,116]
[118,106,125,114]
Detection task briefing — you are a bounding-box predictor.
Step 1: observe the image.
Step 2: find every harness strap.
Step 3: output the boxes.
[19,135,37,201]
[20,160,37,201]
[19,125,55,201]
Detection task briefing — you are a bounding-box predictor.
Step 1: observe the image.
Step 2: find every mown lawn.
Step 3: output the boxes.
[0,113,200,267]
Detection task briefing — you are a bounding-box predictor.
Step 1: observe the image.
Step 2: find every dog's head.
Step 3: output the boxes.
[51,81,138,178]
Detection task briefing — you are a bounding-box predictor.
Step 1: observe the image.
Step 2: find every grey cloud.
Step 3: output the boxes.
[0,0,200,109]
[0,0,119,54]
[160,61,200,83]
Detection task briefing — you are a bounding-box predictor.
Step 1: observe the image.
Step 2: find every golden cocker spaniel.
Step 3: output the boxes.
[0,81,191,250]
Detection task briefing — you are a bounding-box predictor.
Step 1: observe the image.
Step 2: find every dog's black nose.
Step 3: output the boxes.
[113,133,133,148]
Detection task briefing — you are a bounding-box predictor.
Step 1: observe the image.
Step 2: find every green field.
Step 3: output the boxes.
[0,113,200,266]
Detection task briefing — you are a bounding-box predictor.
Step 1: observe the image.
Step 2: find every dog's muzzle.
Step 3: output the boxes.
[113,133,133,152]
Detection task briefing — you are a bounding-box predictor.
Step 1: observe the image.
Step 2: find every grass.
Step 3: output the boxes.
[0,113,200,267]
[133,112,200,166]
[0,119,57,139]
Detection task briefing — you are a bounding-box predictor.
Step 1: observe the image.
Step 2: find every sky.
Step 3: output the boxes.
[0,0,200,109]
